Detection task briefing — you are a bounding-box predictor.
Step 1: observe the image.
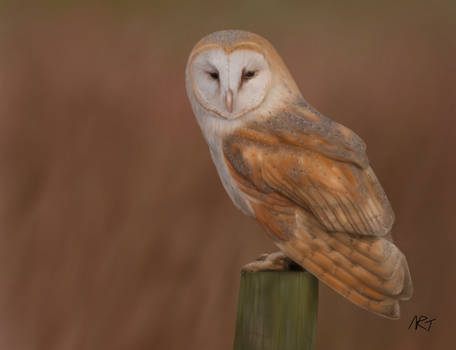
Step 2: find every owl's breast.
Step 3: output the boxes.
[208,142,255,217]
[193,106,255,216]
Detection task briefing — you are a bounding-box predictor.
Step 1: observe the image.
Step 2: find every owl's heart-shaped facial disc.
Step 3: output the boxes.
[190,48,271,120]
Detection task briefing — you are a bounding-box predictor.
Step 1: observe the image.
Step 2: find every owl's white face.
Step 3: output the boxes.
[190,49,271,120]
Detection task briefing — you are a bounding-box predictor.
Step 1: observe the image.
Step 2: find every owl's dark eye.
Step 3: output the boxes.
[242,70,256,81]
[209,71,219,80]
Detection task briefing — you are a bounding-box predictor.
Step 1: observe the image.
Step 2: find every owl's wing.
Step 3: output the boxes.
[223,105,412,318]
[225,102,394,237]
[246,99,370,170]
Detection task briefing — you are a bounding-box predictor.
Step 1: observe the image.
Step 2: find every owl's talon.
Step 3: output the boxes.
[242,251,302,272]
[256,253,270,261]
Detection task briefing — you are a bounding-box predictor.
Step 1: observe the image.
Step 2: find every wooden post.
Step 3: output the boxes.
[233,271,318,350]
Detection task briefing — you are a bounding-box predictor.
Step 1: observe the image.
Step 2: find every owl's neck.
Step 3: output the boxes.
[194,104,244,147]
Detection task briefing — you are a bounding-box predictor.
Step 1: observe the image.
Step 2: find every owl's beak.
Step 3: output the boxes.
[225,89,233,113]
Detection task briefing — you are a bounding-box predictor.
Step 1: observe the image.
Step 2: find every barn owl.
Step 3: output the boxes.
[185,30,413,319]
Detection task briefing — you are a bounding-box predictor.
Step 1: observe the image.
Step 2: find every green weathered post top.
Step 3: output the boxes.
[233,271,318,350]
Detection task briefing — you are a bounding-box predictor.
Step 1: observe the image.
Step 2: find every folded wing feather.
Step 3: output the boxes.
[222,103,412,318]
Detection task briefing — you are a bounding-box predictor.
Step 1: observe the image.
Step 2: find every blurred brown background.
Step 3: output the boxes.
[0,1,454,349]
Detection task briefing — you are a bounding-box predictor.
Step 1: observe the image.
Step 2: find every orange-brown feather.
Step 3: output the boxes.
[222,106,412,318]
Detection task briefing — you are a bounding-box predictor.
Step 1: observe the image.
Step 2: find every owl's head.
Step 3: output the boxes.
[186,30,298,121]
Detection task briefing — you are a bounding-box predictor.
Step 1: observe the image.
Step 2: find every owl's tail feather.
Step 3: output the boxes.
[278,221,413,319]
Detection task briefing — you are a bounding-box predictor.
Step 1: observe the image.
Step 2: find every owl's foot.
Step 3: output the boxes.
[242,251,303,272]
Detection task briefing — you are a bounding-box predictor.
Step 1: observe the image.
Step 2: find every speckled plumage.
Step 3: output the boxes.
[186,30,412,319]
